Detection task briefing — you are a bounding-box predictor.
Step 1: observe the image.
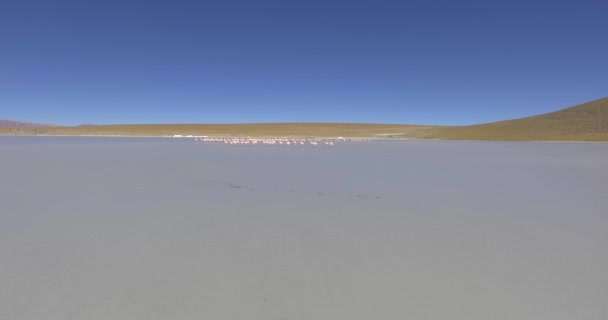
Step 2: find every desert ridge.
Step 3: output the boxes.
[1,97,607,141]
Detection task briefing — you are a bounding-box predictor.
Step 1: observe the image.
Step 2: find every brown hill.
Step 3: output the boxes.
[433,97,608,141]
[1,97,607,141]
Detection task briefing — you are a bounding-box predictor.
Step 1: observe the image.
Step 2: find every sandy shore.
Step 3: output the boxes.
[3,133,607,144]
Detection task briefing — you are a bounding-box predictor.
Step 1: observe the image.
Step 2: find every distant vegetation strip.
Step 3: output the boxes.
[0,123,438,139]
[1,97,606,141]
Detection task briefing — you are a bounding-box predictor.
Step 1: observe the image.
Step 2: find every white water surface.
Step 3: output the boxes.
[1,137,607,319]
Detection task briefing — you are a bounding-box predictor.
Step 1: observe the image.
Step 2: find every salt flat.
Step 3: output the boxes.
[1,137,607,320]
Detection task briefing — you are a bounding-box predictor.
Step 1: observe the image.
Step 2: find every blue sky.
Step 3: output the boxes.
[1,0,606,125]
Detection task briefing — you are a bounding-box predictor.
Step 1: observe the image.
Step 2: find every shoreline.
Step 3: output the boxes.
[1,133,607,143]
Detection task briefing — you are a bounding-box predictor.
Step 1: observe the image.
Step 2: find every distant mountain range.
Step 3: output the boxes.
[1,97,607,141]
[0,120,56,128]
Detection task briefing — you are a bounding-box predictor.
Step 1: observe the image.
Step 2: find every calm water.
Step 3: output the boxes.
[1,137,607,319]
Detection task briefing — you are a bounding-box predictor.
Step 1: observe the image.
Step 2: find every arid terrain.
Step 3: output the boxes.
[2,97,607,141]
[433,97,608,141]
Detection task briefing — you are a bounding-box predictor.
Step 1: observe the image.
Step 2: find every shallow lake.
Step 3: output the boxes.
[1,137,607,319]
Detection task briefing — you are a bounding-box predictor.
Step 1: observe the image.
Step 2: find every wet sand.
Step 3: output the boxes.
[1,137,607,319]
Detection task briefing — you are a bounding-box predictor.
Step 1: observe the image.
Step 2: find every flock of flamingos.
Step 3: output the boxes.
[192,137,369,147]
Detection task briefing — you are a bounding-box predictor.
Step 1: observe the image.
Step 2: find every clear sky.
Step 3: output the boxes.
[1,0,606,125]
